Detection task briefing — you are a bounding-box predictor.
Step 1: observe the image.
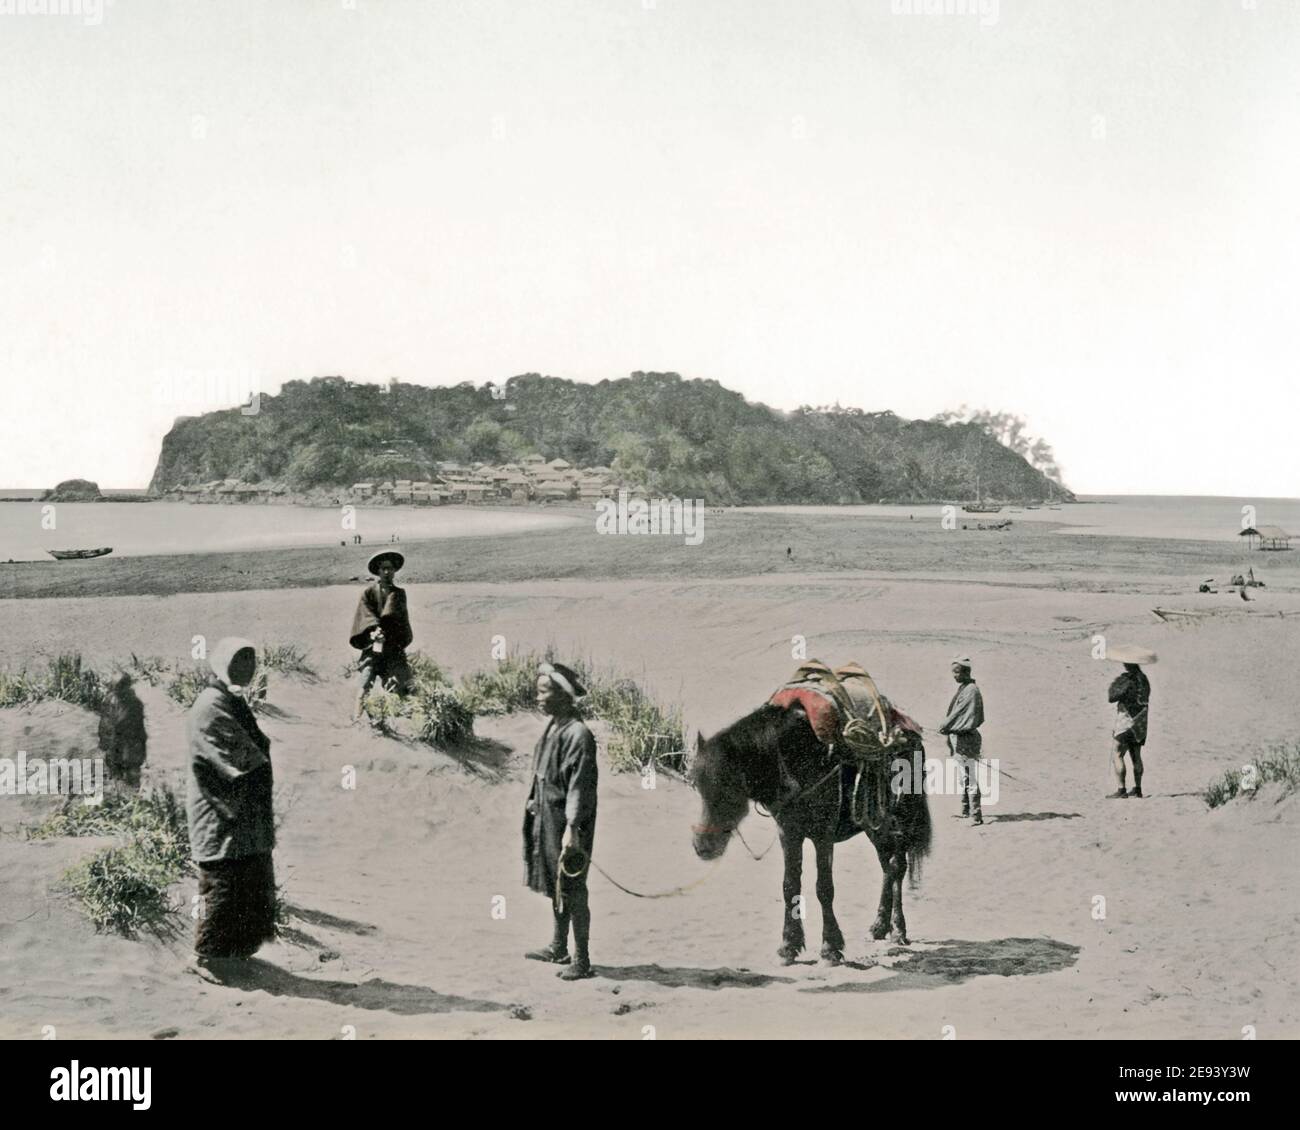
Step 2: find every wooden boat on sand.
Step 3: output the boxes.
[47,547,114,561]
[1152,606,1300,622]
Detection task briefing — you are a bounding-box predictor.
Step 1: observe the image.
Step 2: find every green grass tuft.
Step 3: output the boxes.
[457,649,684,774]
[36,787,192,938]
[1204,742,1300,808]
[0,653,107,710]
[456,652,544,716]
[259,642,315,677]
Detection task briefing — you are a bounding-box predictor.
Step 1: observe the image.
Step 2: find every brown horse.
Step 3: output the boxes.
[691,701,931,963]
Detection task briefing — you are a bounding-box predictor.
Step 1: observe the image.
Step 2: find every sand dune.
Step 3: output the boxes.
[1,569,1297,1039]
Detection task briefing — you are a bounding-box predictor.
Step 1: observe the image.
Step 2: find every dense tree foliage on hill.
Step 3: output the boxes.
[44,478,103,502]
[149,373,1073,504]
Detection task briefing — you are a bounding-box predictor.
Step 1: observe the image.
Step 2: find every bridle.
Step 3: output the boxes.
[691,740,844,844]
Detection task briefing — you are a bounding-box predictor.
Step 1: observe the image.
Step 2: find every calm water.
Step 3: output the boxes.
[0,502,584,561]
[745,495,1300,543]
[1,495,1295,561]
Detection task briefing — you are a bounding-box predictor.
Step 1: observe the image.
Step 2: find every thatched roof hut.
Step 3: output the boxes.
[1240,525,1292,551]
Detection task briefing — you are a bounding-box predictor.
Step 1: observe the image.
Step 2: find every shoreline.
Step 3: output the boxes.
[3,510,1295,601]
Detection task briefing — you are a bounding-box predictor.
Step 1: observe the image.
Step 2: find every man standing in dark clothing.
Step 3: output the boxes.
[1108,660,1152,798]
[522,661,598,981]
[349,551,414,721]
[939,656,986,825]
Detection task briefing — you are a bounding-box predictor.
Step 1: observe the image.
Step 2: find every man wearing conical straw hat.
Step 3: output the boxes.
[1106,645,1155,799]
[349,551,414,722]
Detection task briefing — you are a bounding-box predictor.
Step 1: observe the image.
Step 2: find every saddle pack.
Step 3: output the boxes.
[768,660,924,834]
[768,660,922,762]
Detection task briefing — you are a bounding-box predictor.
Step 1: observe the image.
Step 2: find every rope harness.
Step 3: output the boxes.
[563,662,914,906]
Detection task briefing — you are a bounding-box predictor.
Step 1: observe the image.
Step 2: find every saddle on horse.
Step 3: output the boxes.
[768,660,924,833]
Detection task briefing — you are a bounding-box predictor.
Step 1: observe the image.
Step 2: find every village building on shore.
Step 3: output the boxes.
[161,455,640,507]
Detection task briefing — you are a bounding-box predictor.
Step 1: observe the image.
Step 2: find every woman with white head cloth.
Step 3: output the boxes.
[186,637,277,969]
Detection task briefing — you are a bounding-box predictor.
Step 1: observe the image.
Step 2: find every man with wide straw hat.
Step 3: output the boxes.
[522,661,598,981]
[1105,645,1155,798]
[349,550,414,722]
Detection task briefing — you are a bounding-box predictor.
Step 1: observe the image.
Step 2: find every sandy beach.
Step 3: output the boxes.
[1,517,1297,1039]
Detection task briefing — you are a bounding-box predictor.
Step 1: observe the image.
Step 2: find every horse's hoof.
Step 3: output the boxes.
[889,931,911,946]
[869,924,889,942]
[820,948,844,966]
[776,944,800,965]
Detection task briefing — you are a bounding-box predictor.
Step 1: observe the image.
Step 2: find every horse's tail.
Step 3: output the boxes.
[906,752,933,889]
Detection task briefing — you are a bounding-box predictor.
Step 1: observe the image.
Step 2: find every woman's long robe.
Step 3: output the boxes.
[186,682,277,957]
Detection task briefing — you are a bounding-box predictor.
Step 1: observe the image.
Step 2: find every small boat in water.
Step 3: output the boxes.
[47,547,114,561]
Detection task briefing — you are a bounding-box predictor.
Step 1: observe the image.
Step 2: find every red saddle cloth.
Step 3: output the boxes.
[768,686,924,747]
[769,686,842,744]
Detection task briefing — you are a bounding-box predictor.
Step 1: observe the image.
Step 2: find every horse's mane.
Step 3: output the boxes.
[710,701,825,766]
[713,702,783,753]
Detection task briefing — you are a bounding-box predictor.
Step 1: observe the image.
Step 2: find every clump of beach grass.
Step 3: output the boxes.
[458,649,685,774]
[413,684,476,746]
[586,673,685,774]
[29,787,189,863]
[165,664,210,709]
[1204,742,1300,808]
[63,843,184,937]
[0,653,107,711]
[124,653,171,686]
[456,652,543,715]
[259,642,315,678]
[360,653,475,747]
[167,664,268,713]
[35,786,192,938]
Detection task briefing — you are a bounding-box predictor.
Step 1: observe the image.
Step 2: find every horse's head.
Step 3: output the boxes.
[690,729,751,861]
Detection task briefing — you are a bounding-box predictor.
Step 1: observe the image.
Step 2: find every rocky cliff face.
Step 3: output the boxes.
[44,478,103,502]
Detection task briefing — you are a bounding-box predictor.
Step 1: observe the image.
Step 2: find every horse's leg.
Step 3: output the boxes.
[888,846,910,945]
[813,838,844,964]
[777,826,805,964]
[869,837,893,941]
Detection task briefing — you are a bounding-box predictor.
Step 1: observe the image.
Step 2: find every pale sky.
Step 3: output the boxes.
[1,0,1297,495]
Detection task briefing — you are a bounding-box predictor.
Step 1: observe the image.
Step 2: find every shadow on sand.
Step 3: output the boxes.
[446,735,514,777]
[802,937,1080,994]
[597,964,798,990]
[198,957,510,1017]
[283,903,379,936]
[985,811,1083,823]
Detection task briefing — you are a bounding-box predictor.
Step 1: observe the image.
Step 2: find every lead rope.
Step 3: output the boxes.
[556,850,715,909]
